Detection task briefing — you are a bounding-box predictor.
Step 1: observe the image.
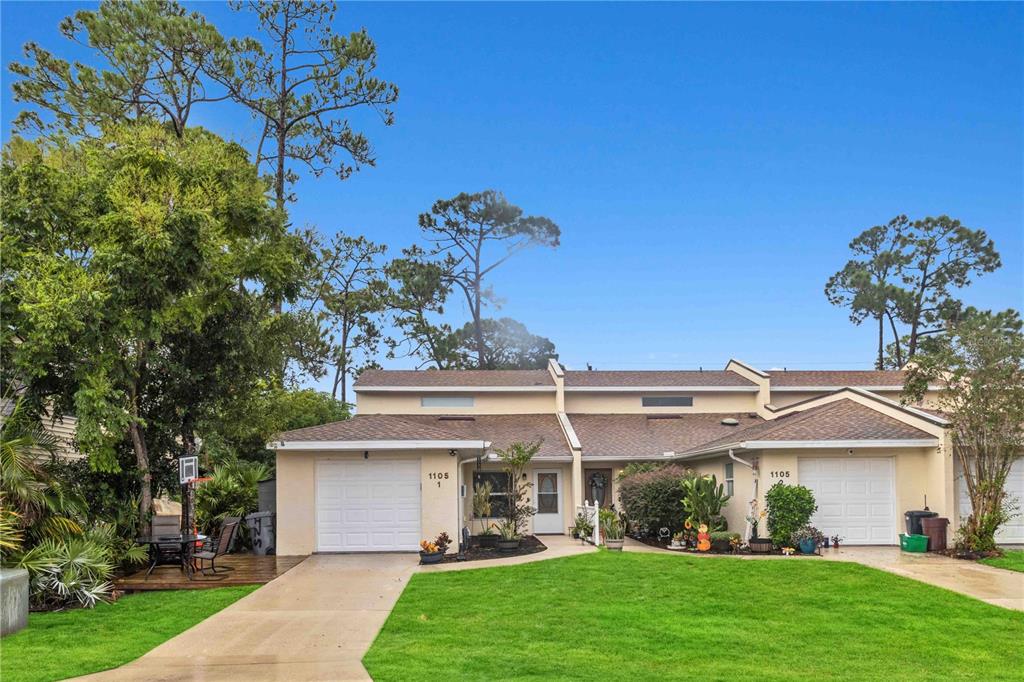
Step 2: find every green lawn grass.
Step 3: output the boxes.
[364,552,1024,681]
[981,549,1024,573]
[1,585,258,682]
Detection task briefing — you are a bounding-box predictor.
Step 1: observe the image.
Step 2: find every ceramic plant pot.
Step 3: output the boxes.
[419,551,444,565]
[477,534,498,548]
[604,539,624,551]
[798,538,817,554]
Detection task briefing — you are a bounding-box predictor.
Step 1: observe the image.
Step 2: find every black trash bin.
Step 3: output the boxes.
[905,509,938,536]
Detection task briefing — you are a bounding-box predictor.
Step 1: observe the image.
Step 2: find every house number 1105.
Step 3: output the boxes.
[428,472,449,488]
[770,470,791,478]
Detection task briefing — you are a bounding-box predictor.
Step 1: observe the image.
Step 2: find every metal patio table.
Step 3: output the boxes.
[136,533,207,580]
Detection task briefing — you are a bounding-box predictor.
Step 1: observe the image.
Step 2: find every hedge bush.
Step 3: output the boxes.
[618,465,694,537]
[765,481,817,546]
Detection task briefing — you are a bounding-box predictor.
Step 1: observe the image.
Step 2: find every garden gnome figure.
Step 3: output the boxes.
[697,523,711,552]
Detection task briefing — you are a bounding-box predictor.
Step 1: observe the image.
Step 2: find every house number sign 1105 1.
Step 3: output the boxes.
[770,470,791,479]
[428,471,450,487]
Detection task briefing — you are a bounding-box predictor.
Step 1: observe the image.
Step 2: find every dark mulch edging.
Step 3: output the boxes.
[631,536,822,557]
[435,535,547,564]
[939,548,1002,561]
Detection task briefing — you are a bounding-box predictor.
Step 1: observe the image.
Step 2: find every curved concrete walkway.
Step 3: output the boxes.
[77,536,595,682]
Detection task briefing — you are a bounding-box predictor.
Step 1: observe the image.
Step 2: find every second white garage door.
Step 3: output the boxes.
[799,457,896,545]
[958,458,1024,545]
[316,459,421,552]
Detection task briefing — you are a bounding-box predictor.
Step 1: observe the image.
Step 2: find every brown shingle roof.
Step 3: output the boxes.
[564,370,755,388]
[399,414,572,458]
[275,415,470,443]
[355,369,554,388]
[768,370,907,387]
[568,413,763,459]
[684,399,934,454]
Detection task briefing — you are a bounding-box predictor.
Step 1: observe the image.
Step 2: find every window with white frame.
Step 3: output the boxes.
[420,395,475,408]
[724,462,734,497]
[472,471,509,518]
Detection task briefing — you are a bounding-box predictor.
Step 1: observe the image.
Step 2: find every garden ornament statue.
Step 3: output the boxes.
[697,523,711,552]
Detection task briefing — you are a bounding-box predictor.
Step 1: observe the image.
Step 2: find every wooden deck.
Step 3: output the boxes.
[116,554,305,591]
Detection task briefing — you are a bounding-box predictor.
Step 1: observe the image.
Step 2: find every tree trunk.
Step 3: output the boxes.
[128,420,152,535]
[876,314,884,370]
[886,311,904,368]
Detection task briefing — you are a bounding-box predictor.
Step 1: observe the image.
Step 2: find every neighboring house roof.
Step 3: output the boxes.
[399,414,573,459]
[354,369,554,388]
[768,370,907,388]
[563,370,755,388]
[275,414,471,443]
[275,413,572,459]
[567,412,764,459]
[682,399,936,456]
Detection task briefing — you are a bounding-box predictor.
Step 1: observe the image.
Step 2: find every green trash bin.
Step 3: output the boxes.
[899,533,929,553]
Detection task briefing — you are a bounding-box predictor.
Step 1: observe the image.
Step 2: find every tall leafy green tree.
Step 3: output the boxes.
[825,216,912,368]
[385,248,461,370]
[899,216,1001,359]
[827,215,1001,366]
[418,190,560,368]
[905,309,1024,552]
[9,0,231,139]
[451,317,557,370]
[223,0,399,209]
[2,123,310,530]
[307,233,389,403]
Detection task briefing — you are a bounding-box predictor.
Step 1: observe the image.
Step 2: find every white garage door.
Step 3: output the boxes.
[316,459,420,552]
[958,458,1024,545]
[799,457,896,545]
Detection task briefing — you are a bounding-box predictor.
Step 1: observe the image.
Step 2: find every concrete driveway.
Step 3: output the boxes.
[78,553,418,682]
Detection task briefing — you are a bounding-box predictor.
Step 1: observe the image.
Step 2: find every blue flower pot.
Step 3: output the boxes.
[798,538,817,554]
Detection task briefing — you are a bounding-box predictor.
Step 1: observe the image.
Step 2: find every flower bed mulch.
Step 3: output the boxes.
[436,535,547,563]
[631,536,822,557]
[939,548,1002,561]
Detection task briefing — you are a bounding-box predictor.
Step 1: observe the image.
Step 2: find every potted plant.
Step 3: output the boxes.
[670,531,685,549]
[791,525,825,554]
[599,508,625,550]
[570,513,594,544]
[419,539,444,564]
[746,506,772,553]
[496,519,521,551]
[494,440,540,551]
[472,481,498,548]
[831,534,842,550]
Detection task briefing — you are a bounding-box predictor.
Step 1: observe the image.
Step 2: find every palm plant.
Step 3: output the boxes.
[0,398,83,539]
[195,458,271,537]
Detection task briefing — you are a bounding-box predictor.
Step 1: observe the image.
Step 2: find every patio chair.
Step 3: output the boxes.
[146,515,184,577]
[195,519,239,576]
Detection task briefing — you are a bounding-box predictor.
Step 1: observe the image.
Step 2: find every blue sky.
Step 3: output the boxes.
[3,2,1022,389]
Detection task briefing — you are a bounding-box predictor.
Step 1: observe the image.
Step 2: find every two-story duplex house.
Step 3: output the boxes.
[270,359,1023,555]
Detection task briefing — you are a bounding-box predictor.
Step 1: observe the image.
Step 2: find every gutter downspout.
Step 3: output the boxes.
[728,449,758,543]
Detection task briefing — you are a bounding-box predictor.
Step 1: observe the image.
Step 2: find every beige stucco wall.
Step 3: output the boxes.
[275,449,460,555]
[742,446,947,544]
[691,455,753,534]
[564,391,759,414]
[356,391,556,415]
[768,389,943,409]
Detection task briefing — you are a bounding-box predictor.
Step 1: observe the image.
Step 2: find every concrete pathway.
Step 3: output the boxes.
[823,546,1024,611]
[78,536,596,682]
[77,554,418,682]
[623,538,1024,611]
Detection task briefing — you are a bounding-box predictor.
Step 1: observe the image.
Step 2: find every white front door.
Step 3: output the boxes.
[533,470,563,534]
[799,457,896,545]
[958,458,1024,544]
[316,459,421,552]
